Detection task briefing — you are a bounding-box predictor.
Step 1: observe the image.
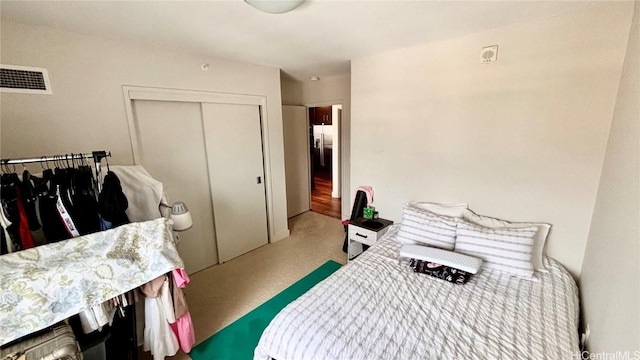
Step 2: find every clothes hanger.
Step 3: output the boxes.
[41,156,49,171]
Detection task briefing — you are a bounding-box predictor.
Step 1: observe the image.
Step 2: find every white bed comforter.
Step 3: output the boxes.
[254,227,580,360]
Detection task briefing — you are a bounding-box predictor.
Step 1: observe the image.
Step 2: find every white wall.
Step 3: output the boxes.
[580,1,639,354]
[350,3,634,277]
[0,21,290,244]
[331,104,341,198]
[281,74,304,106]
[282,74,352,218]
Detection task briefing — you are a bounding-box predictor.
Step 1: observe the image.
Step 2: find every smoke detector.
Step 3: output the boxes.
[480,45,498,63]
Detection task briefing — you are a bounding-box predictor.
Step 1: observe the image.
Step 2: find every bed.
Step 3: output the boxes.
[254,225,580,360]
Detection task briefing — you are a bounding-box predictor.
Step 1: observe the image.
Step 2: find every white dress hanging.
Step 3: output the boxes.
[143,277,179,360]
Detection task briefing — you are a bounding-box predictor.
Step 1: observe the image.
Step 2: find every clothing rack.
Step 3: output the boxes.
[1,150,111,192]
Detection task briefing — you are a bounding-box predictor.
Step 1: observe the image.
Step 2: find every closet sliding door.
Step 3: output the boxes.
[131,96,270,273]
[201,103,268,263]
[132,100,219,274]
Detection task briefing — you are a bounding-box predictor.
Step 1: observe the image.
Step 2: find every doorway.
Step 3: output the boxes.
[309,105,341,219]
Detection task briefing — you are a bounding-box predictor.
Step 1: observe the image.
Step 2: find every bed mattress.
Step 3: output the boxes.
[254,226,580,360]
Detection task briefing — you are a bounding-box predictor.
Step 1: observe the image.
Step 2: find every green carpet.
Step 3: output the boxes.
[189,260,342,360]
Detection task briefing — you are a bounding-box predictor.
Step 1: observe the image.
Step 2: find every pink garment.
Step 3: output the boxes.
[169,268,195,353]
[169,312,196,353]
[172,268,190,288]
[357,186,374,204]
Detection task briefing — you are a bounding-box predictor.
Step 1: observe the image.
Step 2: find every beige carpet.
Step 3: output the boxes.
[139,211,346,360]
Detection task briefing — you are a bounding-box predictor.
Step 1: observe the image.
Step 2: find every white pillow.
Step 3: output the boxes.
[399,244,483,274]
[462,209,551,273]
[407,201,468,218]
[397,205,457,250]
[455,221,537,279]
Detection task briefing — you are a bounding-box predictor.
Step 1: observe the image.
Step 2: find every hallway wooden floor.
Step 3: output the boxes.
[311,176,341,219]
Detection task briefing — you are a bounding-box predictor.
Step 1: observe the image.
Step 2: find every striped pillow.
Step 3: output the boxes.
[407,201,468,218]
[397,205,457,250]
[461,209,551,273]
[455,221,537,279]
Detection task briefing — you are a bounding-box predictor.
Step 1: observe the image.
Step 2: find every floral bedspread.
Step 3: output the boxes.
[0,218,184,346]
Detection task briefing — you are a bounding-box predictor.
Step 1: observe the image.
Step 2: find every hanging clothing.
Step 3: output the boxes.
[0,207,15,254]
[141,275,179,360]
[69,166,101,235]
[169,269,196,353]
[169,314,195,354]
[21,170,41,231]
[110,166,165,222]
[22,170,47,246]
[54,185,80,238]
[1,173,24,251]
[35,170,72,243]
[14,187,36,249]
[52,166,98,236]
[98,171,130,227]
[1,226,6,255]
[143,296,179,360]
[353,185,374,208]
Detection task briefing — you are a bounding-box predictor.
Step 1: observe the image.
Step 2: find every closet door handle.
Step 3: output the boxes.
[257,176,262,184]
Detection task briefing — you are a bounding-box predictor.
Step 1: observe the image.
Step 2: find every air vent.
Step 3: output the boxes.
[0,64,52,94]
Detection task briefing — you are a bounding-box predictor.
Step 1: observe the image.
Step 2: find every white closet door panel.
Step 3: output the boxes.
[132,100,218,273]
[283,105,311,218]
[202,103,268,262]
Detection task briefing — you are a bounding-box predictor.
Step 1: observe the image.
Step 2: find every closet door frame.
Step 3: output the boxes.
[122,85,277,242]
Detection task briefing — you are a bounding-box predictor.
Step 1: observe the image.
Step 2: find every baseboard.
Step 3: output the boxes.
[273,229,290,242]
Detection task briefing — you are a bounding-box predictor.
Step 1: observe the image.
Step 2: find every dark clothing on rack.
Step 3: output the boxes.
[1,174,21,251]
[5,223,22,252]
[98,171,130,227]
[1,151,139,360]
[14,187,36,249]
[35,170,72,243]
[21,171,41,231]
[22,170,47,246]
[69,167,101,235]
[1,227,6,255]
[1,173,37,250]
[70,194,101,235]
[2,150,126,249]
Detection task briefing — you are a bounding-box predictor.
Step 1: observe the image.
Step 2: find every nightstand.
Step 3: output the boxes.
[347,217,394,261]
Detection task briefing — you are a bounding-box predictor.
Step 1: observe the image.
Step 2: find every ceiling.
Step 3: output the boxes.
[0,0,609,81]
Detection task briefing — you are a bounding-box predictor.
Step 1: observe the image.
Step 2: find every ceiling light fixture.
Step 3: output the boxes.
[310,76,320,81]
[244,0,305,14]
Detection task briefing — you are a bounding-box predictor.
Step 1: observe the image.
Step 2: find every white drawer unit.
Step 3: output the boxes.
[347,217,393,260]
